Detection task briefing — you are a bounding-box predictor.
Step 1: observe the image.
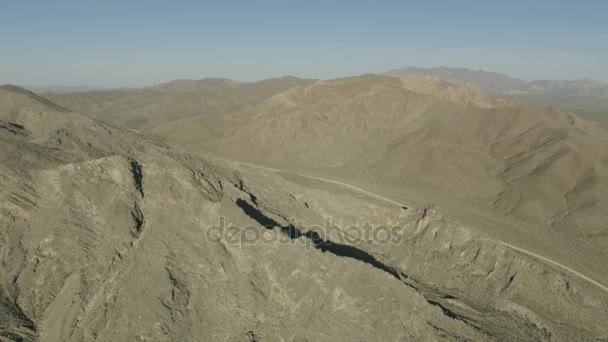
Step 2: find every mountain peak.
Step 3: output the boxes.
[1,84,35,95]
[0,84,72,113]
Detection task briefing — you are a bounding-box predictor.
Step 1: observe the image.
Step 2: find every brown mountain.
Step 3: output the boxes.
[386,67,608,122]
[151,74,608,249]
[385,66,535,95]
[44,76,314,131]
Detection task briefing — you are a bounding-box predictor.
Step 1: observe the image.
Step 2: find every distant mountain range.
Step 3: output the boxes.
[43,76,313,130]
[24,85,115,93]
[30,67,608,99]
[386,66,533,95]
[386,67,608,121]
[386,66,608,96]
[31,67,608,122]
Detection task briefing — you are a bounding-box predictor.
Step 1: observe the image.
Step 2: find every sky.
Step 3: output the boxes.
[2,0,607,87]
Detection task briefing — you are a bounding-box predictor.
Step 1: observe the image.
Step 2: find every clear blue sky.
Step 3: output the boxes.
[2,0,607,86]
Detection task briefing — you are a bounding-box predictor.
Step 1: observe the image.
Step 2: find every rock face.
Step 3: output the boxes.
[1,85,608,341]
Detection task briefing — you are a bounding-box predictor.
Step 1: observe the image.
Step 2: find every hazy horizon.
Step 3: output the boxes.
[15,66,608,90]
[2,0,607,87]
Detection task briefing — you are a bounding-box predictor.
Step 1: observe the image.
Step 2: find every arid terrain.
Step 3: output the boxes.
[2,71,608,341]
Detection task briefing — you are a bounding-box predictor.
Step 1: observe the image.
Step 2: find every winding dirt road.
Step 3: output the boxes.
[237,161,608,294]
